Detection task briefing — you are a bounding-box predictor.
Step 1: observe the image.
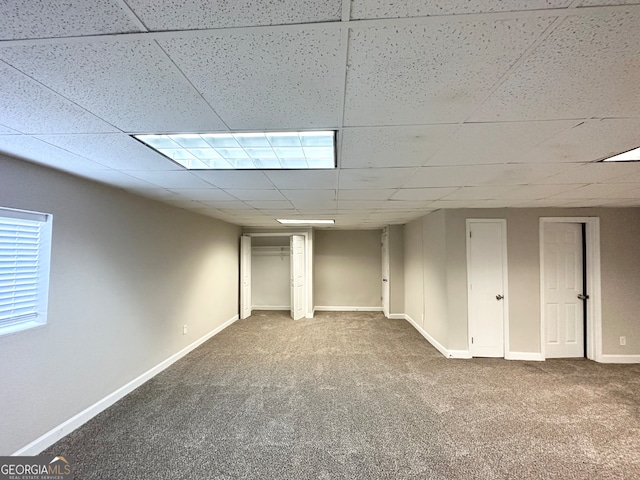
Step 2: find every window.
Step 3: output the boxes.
[0,207,52,336]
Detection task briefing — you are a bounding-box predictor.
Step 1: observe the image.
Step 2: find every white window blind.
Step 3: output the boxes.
[0,207,51,336]
[0,215,43,327]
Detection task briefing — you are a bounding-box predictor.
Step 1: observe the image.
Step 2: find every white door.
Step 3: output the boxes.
[290,235,305,320]
[240,236,252,319]
[543,223,584,358]
[467,220,508,358]
[381,228,390,318]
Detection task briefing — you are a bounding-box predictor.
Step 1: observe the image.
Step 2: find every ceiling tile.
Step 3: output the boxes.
[159,29,344,130]
[493,184,585,199]
[225,189,285,201]
[598,198,640,207]
[34,134,181,170]
[441,186,519,200]
[391,187,458,201]
[548,183,640,199]
[405,164,572,188]
[200,201,254,210]
[192,171,275,189]
[0,41,226,132]
[517,119,640,164]
[75,170,158,189]
[281,190,336,201]
[0,135,109,173]
[168,188,236,201]
[341,125,458,168]
[471,11,640,121]
[0,62,118,134]
[123,170,213,188]
[337,200,388,209]
[426,120,578,166]
[245,200,295,210]
[0,124,20,134]
[291,199,337,210]
[350,0,571,19]
[265,170,338,190]
[578,0,640,5]
[0,0,144,40]
[379,200,433,210]
[534,162,640,185]
[127,0,341,30]
[337,189,396,200]
[339,168,416,189]
[344,17,554,126]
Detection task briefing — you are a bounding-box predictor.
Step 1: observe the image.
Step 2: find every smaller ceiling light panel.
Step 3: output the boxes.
[277,219,335,225]
[601,146,640,162]
[133,131,336,170]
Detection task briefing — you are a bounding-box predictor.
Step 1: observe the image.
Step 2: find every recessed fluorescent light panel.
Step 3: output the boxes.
[133,131,336,170]
[277,219,335,225]
[601,146,640,162]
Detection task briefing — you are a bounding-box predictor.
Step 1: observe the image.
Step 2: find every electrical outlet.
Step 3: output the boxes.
[620,336,626,346]
[183,325,188,335]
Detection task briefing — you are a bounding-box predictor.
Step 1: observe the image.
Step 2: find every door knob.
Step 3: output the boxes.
[496,294,504,300]
[382,279,388,282]
[577,294,589,300]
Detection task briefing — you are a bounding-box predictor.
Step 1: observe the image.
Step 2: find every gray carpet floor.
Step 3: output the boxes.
[44,311,640,479]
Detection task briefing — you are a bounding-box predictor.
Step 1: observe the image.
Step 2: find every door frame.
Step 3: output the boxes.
[243,231,313,319]
[466,219,510,357]
[539,217,602,361]
[381,227,390,318]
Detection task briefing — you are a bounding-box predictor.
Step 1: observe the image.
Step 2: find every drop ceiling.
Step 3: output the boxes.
[1,0,639,228]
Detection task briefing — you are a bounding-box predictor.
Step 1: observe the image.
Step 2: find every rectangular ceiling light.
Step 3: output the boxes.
[601,146,640,162]
[277,219,335,225]
[133,131,336,170]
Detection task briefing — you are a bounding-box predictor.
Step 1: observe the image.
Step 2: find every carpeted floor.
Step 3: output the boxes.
[44,311,640,479]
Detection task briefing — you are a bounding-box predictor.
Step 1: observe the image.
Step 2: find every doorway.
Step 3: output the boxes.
[466,219,509,358]
[540,218,602,361]
[381,227,390,318]
[240,232,312,320]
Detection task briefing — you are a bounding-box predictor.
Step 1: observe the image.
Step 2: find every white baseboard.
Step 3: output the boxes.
[13,314,239,456]
[252,305,289,311]
[314,306,383,312]
[598,354,640,364]
[387,313,405,320]
[448,349,473,359]
[506,351,544,361]
[404,314,449,358]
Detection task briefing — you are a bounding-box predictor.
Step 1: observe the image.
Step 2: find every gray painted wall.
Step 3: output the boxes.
[0,155,241,455]
[405,207,640,357]
[403,220,423,325]
[314,229,382,308]
[252,248,290,308]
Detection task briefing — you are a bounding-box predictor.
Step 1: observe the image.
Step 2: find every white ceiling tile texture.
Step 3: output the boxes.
[341,125,458,168]
[34,134,182,171]
[350,0,571,19]
[1,2,640,227]
[344,17,555,126]
[470,11,640,121]
[0,41,227,133]
[0,135,110,174]
[0,0,144,40]
[126,0,342,30]
[517,119,640,164]
[424,120,579,166]
[158,30,344,130]
[0,62,118,134]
